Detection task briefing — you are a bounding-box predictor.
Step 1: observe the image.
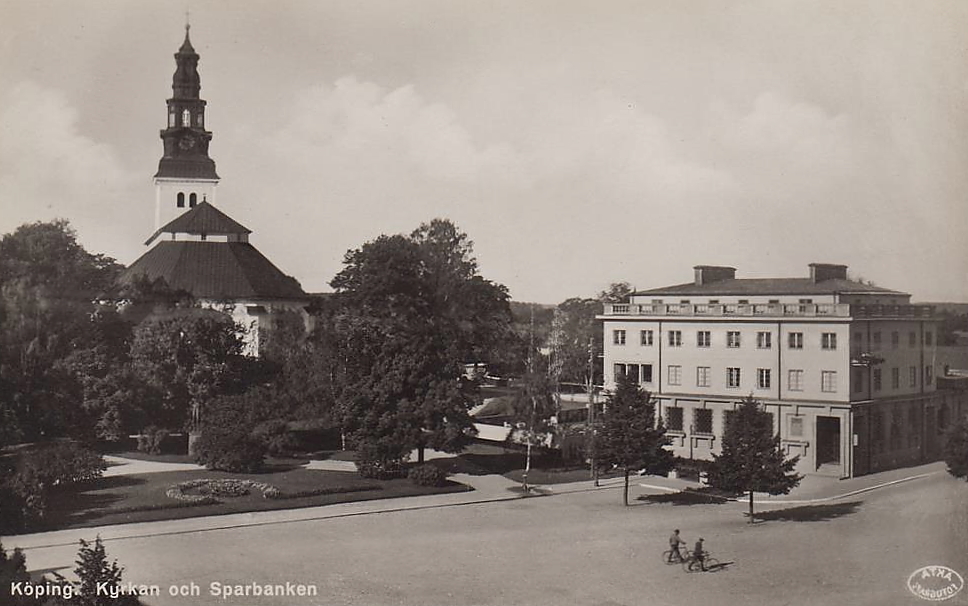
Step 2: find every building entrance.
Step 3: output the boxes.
[816,416,841,467]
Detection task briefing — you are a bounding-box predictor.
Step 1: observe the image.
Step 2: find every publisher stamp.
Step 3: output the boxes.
[907,566,964,602]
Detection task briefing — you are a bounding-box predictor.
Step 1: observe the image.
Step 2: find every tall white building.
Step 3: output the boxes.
[599,264,963,478]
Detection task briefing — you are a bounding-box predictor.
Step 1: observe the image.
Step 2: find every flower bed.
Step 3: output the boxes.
[166,479,279,504]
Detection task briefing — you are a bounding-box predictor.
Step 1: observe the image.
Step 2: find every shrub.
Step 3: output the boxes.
[22,442,107,488]
[354,441,408,479]
[136,426,169,455]
[253,420,300,457]
[74,536,141,605]
[193,429,266,473]
[408,464,447,487]
[944,418,968,481]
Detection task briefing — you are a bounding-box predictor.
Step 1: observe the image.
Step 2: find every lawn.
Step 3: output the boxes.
[39,463,469,533]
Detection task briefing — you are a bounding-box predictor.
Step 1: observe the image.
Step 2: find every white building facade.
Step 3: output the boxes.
[599,264,957,478]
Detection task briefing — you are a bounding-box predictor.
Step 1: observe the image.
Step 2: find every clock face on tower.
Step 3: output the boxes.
[178,135,196,151]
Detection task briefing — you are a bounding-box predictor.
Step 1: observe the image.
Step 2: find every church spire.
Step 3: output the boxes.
[153,24,219,231]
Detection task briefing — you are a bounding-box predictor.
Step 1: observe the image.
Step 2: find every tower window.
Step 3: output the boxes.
[197,113,204,127]
[189,193,197,207]
[182,109,191,126]
[169,111,176,127]
[177,192,185,208]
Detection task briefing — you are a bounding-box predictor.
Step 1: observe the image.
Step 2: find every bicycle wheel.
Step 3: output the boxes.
[704,557,720,572]
[661,550,673,564]
[683,558,700,573]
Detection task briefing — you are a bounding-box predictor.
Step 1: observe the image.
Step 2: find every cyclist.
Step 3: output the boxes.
[693,537,707,572]
[667,529,686,563]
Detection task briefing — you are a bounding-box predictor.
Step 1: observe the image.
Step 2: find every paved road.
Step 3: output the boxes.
[10,466,966,606]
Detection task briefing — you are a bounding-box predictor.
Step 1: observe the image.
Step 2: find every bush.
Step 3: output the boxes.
[136,426,169,455]
[193,429,266,473]
[354,442,407,479]
[408,464,446,487]
[22,443,107,488]
[944,418,968,481]
[253,420,300,457]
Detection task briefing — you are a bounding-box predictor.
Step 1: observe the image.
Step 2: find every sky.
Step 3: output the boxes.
[1,0,967,303]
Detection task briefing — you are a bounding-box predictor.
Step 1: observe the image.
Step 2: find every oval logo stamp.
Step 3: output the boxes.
[907,566,964,601]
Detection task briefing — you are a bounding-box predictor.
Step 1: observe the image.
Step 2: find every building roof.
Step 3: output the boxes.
[120,241,307,301]
[145,201,250,245]
[634,278,907,297]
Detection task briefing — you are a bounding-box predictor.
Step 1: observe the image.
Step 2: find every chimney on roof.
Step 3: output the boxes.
[809,263,848,283]
[693,265,736,286]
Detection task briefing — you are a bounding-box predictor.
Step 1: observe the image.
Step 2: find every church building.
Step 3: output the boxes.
[119,25,310,355]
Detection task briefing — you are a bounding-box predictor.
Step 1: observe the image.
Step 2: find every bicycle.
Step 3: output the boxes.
[661,547,691,565]
[662,547,692,565]
[682,551,720,573]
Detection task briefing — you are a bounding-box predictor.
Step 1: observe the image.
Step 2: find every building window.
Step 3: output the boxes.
[641,364,653,384]
[613,330,626,345]
[924,331,933,346]
[788,332,803,349]
[821,371,837,393]
[176,192,185,208]
[668,365,682,386]
[668,331,682,347]
[853,369,863,392]
[854,331,864,347]
[789,415,804,438]
[169,111,176,127]
[909,366,917,387]
[821,333,837,350]
[872,332,881,350]
[726,367,741,388]
[873,368,882,391]
[694,409,713,434]
[189,193,197,207]
[182,108,191,126]
[757,331,772,349]
[788,369,804,391]
[757,368,771,390]
[909,331,917,347]
[891,331,899,349]
[696,366,710,387]
[197,113,204,127]
[891,367,900,389]
[613,363,627,382]
[640,330,653,346]
[697,331,711,347]
[727,331,741,348]
[667,407,684,431]
[926,365,933,385]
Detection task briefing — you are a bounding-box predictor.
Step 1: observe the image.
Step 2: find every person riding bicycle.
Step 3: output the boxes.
[668,529,686,563]
[693,538,707,571]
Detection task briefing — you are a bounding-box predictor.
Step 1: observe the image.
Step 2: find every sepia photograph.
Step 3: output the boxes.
[1,1,967,605]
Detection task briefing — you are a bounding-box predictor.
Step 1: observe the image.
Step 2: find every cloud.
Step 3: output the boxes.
[0,81,138,237]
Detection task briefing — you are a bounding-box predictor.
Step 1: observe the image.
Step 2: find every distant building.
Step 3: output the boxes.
[599,264,966,478]
[118,25,309,355]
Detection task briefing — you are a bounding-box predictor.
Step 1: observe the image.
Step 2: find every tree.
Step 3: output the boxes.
[709,395,802,522]
[129,311,246,431]
[0,220,121,444]
[553,297,603,386]
[943,417,968,481]
[597,373,673,505]
[330,219,512,470]
[598,282,634,304]
[505,371,558,492]
[74,536,138,606]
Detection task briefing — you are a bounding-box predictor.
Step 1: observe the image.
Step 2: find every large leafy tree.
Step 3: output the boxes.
[330,219,512,469]
[709,395,803,522]
[0,220,121,444]
[943,417,968,481]
[129,311,246,431]
[597,373,673,505]
[505,371,558,492]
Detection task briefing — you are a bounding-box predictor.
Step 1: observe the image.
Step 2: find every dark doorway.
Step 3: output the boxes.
[816,416,841,467]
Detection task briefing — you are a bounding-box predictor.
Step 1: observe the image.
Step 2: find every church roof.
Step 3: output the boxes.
[145,201,250,245]
[120,241,308,301]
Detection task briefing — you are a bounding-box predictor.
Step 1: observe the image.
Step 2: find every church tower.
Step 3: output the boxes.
[153,23,219,230]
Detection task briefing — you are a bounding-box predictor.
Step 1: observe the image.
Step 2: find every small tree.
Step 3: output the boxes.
[709,395,802,523]
[1,541,36,606]
[597,374,673,505]
[943,417,968,481]
[74,536,138,606]
[505,371,558,492]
